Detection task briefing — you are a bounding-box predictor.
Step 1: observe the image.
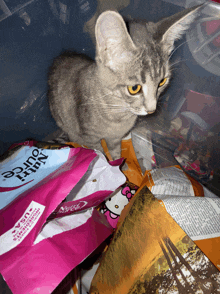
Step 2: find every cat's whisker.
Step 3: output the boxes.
[81,92,113,103]
[80,95,123,108]
[80,102,123,108]
[112,94,125,102]
[83,92,126,106]
[167,36,196,65]
[100,105,129,114]
[169,58,189,68]
[168,67,177,74]
[100,107,127,113]
[78,99,127,115]
[85,92,126,106]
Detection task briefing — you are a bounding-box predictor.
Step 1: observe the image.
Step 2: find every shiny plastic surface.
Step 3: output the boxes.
[132,0,220,194]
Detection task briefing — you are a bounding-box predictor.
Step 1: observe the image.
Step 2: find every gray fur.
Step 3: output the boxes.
[48,6,202,159]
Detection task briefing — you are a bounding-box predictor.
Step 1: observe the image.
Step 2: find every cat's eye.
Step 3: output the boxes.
[158,78,167,87]
[127,84,142,95]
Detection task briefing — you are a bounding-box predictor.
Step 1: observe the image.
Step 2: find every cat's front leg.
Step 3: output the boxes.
[105,139,122,160]
[69,133,104,155]
[107,140,129,170]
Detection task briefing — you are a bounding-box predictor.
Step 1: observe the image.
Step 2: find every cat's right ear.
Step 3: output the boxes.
[95,11,137,71]
[155,4,204,55]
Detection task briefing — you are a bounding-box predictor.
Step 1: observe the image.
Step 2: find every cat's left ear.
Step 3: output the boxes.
[155,4,204,55]
[95,10,137,71]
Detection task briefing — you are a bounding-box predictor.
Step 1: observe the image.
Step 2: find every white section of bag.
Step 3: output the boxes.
[65,150,126,202]
[66,289,74,294]
[151,166,195,196]
[123,132,132,140]
[34,151,126,244]
[34,208,93,244]
[81,263,100,294]
[0,201,45,255]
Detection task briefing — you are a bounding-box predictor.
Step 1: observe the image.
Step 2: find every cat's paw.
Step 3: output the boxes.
[108,147,121,161]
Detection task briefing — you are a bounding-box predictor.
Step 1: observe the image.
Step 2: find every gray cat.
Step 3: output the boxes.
[48,5,202,159]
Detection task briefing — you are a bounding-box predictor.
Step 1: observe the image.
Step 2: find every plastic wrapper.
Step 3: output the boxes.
[1,138,220,294]
[67,139,220,294]
[131,0,220,194]
[132,88,220,195]
[90,186,220,294]
[0,141,126,294]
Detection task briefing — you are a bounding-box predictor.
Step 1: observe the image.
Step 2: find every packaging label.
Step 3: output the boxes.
[0,201,45,255]
[0,146,70,209]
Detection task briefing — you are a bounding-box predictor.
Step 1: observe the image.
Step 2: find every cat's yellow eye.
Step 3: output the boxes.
[127,84,142,95]
[158,78,167,87]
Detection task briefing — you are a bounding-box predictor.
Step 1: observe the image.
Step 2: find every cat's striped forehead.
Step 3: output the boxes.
[126,47,168,84]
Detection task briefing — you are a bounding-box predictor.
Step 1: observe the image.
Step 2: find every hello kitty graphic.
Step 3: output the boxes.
[100,184,137,228]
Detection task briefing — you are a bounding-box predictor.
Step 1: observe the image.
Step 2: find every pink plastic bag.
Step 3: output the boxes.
[0,142,126,294]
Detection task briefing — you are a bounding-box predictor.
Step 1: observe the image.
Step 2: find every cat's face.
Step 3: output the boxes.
[96,40,171,116]
[95,7,202,116]
[107,46,171,116]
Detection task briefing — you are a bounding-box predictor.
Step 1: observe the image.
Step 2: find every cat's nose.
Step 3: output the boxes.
[148,111,155,115]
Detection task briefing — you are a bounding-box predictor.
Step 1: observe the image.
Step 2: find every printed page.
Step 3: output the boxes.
[150,167,195,196]
[158,196,220,241]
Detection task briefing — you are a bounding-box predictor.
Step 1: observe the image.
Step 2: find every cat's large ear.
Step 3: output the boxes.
[95,10,137,71]
[155,4,203,55]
